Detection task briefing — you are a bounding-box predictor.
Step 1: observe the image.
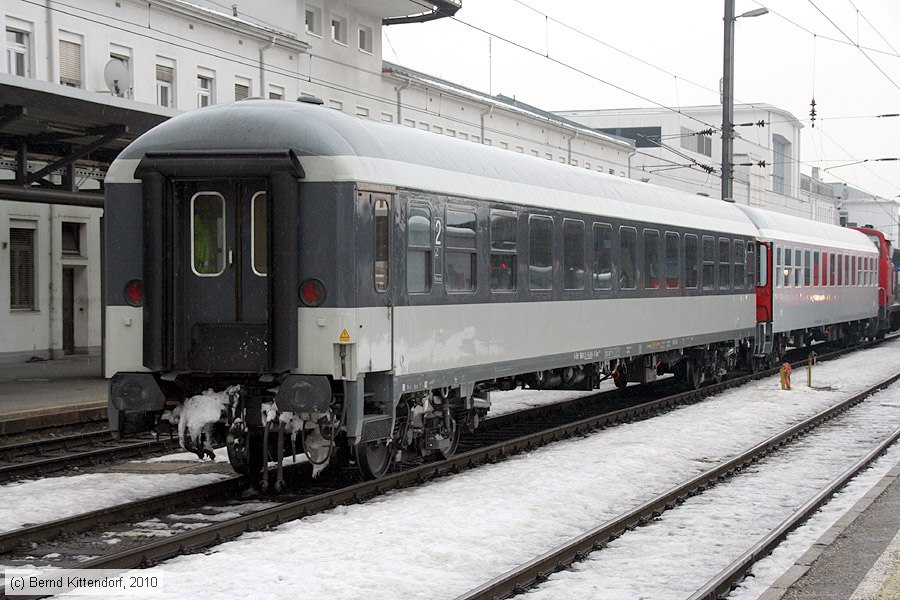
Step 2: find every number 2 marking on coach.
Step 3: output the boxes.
[434,218,443,246]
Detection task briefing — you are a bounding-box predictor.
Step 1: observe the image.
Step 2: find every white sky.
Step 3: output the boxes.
[382,0,900,200]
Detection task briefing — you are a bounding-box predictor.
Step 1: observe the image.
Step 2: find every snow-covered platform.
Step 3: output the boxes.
[0,355,106,434]
[763,463,900,600]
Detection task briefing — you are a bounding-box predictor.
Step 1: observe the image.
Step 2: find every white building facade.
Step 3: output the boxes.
[556,104,842,223]
[1,0,634,364]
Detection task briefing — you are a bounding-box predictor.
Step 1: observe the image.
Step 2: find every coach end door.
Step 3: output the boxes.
[176,178,269,372]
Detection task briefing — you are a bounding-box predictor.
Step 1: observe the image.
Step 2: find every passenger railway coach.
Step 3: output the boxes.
[103,98,881,482]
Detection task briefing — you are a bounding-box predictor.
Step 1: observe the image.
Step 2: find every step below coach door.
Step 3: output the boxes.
[176,178,268,371]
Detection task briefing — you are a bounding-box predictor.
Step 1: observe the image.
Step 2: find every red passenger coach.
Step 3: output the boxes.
[852,226,897,335]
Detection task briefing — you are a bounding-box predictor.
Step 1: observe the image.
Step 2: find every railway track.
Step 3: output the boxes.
[456,372,900,600]
[0,431,179,482]
[0,337,892,593]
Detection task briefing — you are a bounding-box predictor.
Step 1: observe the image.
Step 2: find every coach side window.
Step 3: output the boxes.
[784,247,792,288]
[490,210,517,292]
[701,236,715,290]
[446,209,477,293]
[813,251,821,286]
[803,250,811,287]
[718,238,731,289]
[619,227,637,290]
[733,240,745,289]
[407,203,432,293]
[794,249,802,287]
[643,229,659,290]
[746,241,755,288]
[776,247,783,287]
[563,219,585,290]
[529,215,553,291]
[665,232,680,289]
[830,253,837,286]
[684,234,699,289]
[374,198,389,292]
[592,223,613,290]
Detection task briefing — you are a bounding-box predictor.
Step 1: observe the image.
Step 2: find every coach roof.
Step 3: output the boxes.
[109,99,757,235]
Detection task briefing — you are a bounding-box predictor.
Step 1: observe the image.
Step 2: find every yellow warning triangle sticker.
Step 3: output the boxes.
[339,329,351,343]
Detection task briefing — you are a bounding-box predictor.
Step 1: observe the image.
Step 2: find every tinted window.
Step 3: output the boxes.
[407,203,431,293]
[685,234,699,289]
[445,209,477,292]
[563,220,585,290]
[490,210,517,292]
[643,229,659,289]
[733,240,745,289]
[619,227,637,290]
[529,216,553,291]
[593,223,613,290]
[374,197,389,292]
[702,236,715,290]
[718,238,731,288]
[665,232,679,289]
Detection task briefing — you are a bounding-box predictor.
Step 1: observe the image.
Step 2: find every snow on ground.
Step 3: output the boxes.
[51,341,898,600]
[0,472,229,533]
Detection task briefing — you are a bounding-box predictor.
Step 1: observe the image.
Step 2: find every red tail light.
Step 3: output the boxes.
[300,278,326,307]
[124,279,144,306]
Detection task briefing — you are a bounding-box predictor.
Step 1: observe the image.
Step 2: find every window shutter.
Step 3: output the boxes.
[156,64,173,82]
[58,40,81,86]
[10,228,35,310]
[235,83,249,101]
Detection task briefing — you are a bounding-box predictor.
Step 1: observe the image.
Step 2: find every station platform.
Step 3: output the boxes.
[763,462,900,600]
[0,355,107,434]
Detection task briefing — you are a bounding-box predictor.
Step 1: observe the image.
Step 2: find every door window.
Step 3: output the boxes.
[251,191,267,276]
[192,192,225,276]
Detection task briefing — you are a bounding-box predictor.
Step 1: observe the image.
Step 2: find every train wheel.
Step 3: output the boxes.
[686,360,702,390]
[227,428,265,476]
[439,408,465,459]
[356,440,393,480]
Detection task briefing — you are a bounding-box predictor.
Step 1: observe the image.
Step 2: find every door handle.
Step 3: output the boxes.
[228,247,234,267]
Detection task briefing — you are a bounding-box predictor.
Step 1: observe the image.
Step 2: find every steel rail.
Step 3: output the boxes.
[0,336,893,585]
[688,425,900,600]
[0,437,179,481]
[456,371,900,600]
[0,430,111,460]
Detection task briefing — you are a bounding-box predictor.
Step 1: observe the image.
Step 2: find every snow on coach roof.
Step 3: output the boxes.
[109,99,756,235]
[734,205,877,254]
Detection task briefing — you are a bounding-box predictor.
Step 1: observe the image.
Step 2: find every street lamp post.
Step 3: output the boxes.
[722,1,768,202]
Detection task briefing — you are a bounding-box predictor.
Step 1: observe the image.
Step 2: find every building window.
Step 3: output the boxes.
[6,28,30,77]
[490,210,517,292]
[358,24,373,53]
[528,216,553,291]
[234,77,251,101]
[269,85,284,100]
[680,127,713,157]
[58,37,82,87]
[156,62,174,107]
[305,5,322,36]
[61,222,83,256]
[773,134,791,195]
[107,51,131,98]
[10,226,36,310]
[331,15,347,45]
[596,126,661,149]
[197,73,214,107]
[563,220,585,290]
[445,209,477,292]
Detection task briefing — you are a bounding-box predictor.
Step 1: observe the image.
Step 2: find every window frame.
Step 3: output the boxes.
[444,207,478,294]
[406,201,433,294]
[643,229,660,290]
[190,191,226,277]
[489,209,518,293]
[592,222,614,291]
[563,219,585,291]
[528,214,554,292]
[619,226,638,291]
